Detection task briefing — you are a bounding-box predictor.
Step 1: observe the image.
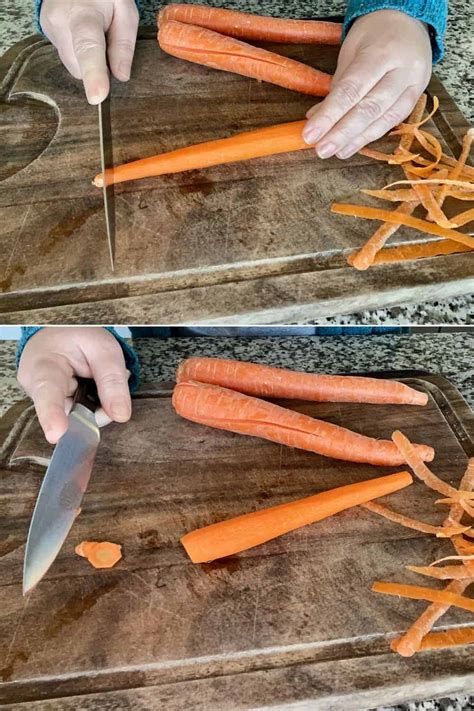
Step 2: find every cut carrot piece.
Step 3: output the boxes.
[362,501,470,537]
[158,4,343,44]
[173,381,434,466]
[407,565,472,580]
[331,204,474,250]
[158,21,332,97]
[75,540,122,569]
[372,581,474,613]
[181,471,413,563]
[372,240,471,265]
[94,120,311,187]
[419,627,474,650]
[177,357,429,405]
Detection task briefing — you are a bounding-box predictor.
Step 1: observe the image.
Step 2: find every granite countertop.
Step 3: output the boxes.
[1,0,472,325]
[0,331,473,709]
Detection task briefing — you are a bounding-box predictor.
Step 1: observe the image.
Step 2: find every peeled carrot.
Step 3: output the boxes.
[172,381,434,466]
[331,204,474,250]
[158,21,332,96]
[158,4,342,45]
[181,470,413,563]
[75,541,122,569]
[372,581,474,613]
[419,627,474,650]
[94,120,311,187]
[177,357,429,406]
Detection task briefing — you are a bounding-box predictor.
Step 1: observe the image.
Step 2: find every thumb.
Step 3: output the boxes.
[88,352,132,423]
[69,9,109,104]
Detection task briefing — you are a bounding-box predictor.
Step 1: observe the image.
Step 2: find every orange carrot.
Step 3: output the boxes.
[419,626,474,650]
[372,581,474,613]
[177,357,429,406]
[75,541,122,569]
[181,470,413,563]
[372,239,471,265]
[331,203,474,250]
[158,21,332,96]
[158,4,343,45]
[94,120,311,187]
[173,381,434,466]
[407,565,472,580]
[361,501,470,538]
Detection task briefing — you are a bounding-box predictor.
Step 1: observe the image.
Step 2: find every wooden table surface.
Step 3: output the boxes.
[1,373,473,709]
[0,32,473,324]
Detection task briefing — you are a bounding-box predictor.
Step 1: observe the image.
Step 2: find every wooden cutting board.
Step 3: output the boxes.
[0,373,473,709]
[0,31,473,324]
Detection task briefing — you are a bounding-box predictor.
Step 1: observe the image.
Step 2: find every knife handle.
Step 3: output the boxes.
[74,378,100,412]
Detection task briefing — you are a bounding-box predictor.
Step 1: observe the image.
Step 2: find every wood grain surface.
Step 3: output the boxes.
[0,373,473,708]
[0,31,472,323]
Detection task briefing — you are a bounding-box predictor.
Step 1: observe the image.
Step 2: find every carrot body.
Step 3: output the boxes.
[419,626,474,650]
[94,120,310,188]
[158,4,342,45]
[158,21,332,96]
[332,203,474,250]
[75,541,122,569]
[177,357,429,406]
[182,470,413,563]
[172,381,434,466]
[372,581,474,613]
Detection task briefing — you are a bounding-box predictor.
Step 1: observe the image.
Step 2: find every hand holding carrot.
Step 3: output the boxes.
[17,327,132,444]
[40,0,139,104]
[303,10,432,158]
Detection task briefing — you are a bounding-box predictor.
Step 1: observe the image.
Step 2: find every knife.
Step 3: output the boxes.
[23,378,101,595]
[98,97,116,271]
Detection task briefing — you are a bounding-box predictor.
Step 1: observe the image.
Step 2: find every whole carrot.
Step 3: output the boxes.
[181,470,413,563]
[172,381,434,466]
[177,358,429,406]
[158,4,343,45]
[158,21,332,96]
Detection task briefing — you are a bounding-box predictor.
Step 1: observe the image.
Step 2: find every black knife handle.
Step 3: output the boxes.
[74,377,100,412]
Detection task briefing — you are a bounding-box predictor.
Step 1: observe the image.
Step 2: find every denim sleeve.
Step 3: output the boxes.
[343,0,447,63]
[35,0,141,33]
[17,327,141,392]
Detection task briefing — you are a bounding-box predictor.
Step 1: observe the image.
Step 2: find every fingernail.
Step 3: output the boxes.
[337,144,357,159]
[118,62,131,81]
[111,400,130,421]
[316,142,337,159]
[303,127,323,145]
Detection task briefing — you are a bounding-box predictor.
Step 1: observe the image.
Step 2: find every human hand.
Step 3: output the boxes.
[303,10,432,159]
[40,0,139,104]
[18,327,132,444]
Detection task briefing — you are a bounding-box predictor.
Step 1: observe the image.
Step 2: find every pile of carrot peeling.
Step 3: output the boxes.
[174,357,474,653]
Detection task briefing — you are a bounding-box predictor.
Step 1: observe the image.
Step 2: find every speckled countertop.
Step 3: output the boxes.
[0,331,473,709]
[1,0,472,325]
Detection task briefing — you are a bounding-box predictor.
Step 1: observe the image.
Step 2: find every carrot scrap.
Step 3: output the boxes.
[331,204,474,251]
[372,581,474,613]
[158,21,332,97]
[75,540,122,569]
[419,626,474,650]
[361,188,419,202]
[177,357,429,405]
[371,240,471,266]
[385,178,474,191]
[407,564,472,580]
[158,4,343,45]
[361,501,470,538]
[181,471,413,563]
[437,128,474,205]
[172,381,434,466]
[451,207,474,227]
[429,554,474,566]
[358,148,420,164]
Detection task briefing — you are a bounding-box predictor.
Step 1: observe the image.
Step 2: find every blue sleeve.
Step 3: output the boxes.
[343,0,447,63]
[17,327,141,393]
[35,0,141,33]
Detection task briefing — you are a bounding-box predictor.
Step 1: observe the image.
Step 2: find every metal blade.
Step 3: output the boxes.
[23,405,100,595]
[98,99,116,271]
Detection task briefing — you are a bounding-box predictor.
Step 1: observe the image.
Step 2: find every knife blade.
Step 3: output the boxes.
[98,98,116,271]
[23,379,100,595]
